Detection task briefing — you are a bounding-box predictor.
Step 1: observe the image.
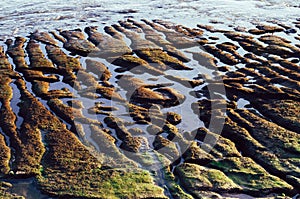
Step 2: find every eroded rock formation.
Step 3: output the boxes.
[0,19,299,199]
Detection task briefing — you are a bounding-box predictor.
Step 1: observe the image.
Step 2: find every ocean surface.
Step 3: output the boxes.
[0,0,300,39]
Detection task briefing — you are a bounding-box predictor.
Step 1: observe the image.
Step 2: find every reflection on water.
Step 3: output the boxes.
[5,178,53,199]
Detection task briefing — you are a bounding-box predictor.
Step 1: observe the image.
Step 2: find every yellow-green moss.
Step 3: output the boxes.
[38,168,167,199]
[208,157,293,192]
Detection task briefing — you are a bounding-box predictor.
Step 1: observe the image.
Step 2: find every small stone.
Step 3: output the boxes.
[166,112,182,125]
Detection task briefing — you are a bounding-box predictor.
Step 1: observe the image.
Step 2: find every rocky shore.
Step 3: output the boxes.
[0,18,299,199]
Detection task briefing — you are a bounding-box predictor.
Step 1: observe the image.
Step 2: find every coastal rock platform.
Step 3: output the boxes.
[0,19,299,199]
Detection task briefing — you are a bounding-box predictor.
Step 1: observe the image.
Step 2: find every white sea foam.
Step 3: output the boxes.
[0,0,299,38]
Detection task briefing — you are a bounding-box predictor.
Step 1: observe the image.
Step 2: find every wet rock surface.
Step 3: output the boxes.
[0,19,299,199]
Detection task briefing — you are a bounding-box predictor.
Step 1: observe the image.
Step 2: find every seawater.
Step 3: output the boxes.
[0,0,299,39]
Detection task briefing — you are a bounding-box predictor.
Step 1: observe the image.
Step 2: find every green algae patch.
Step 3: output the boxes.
[225,109,300,189]
[38,168,167,199]
[161,166,194,199]
[208,157,293,194]
[175,163,241,197]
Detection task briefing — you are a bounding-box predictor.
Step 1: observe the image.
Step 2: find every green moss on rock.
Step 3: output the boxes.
[38,168,167,199]
[175,163,241,197]
[208,157,293,194]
